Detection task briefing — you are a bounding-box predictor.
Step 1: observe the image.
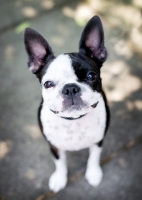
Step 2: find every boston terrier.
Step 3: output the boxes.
[24,16,110,193]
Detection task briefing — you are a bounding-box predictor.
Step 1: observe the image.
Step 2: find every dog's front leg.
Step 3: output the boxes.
[49,145,67,193]
[85,144,103,187]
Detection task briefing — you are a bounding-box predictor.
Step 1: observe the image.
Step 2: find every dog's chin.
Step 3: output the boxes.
[50,101,99,120]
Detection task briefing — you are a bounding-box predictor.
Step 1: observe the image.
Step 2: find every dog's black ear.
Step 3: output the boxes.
[79,16,107,63]
[24,28,54,74]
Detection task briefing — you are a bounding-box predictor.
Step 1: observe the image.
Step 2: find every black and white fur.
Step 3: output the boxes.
[24,16,110,192]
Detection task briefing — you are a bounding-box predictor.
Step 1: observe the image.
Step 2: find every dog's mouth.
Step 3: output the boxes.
[60,114,87,120]
[50,110,86,120]
[50,101,99,120]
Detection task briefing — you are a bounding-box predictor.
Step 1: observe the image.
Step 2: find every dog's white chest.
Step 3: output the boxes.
[40,99,106,151]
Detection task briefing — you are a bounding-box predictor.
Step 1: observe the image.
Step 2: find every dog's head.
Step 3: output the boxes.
[24,16,107,119]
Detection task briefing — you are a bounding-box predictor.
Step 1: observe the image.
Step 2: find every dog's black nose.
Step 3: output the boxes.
[62,84,81,98]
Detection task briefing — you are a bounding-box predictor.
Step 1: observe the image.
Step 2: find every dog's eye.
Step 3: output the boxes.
[87,72,97,81]
[44,81,54,89]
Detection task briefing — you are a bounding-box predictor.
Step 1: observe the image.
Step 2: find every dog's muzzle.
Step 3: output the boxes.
[50,101,99,120]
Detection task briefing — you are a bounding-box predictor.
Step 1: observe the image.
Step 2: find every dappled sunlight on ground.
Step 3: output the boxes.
[62,4,94,25]
[24,124,42,139]
[102,60,141,102]
[22,6,38,18]
[25,168,36,180]
[41,0,54,10]
[0,140,12,159]
[126,100,142,111]
[114,40,132,59]
[5,44,15,61]
[17,0,55,19]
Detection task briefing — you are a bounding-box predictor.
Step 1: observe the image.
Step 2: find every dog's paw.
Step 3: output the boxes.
[49,170,67,193]
[85,166,103,187]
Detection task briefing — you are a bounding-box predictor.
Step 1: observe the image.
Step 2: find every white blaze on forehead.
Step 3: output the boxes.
[42,54,77,84]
